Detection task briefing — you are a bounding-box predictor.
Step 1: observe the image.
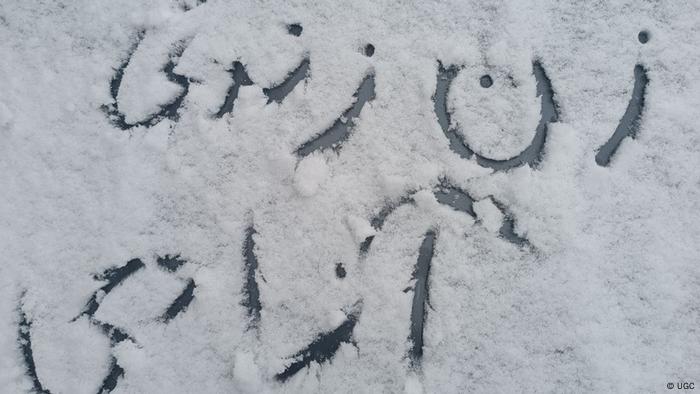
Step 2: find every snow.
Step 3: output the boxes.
[117,41,185,124]
[449,49,539,160]
[31,317,111,394]
[473,198,503,233]
[233,351,264,393]
[2,0,700,393]
[93,262,189,328]
[404,373,424,394]
[293,153,329,197]
[344,214,376,244]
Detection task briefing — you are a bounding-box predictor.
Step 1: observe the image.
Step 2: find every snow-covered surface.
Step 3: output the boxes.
[1,0,700,392]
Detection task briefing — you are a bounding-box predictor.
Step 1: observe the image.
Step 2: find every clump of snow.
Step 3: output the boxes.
[326,309,347,329]
[473,198,504,233]
[345,215,376,244]
[412,189,438,211]
[293,153,330,197]
[404,373,424,394]
[380,174,410,197]
[0,102,12,128]
[233,352,263,393]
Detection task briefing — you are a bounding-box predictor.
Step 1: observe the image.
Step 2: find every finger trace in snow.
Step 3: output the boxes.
[360,182,530,256]
[638,30,650,44]
[595,64,649,167]
[77,258,145,318]
[107,31,145,109]
[72,256,196,392]
[295,73,376,157]
[434,60,559,171]
[178,0,206,12]
[215,61,254,118]
[242,226,262,327]
[97,357,125,394]
[18,304,51,394]
[479,74,493,88]
[275,301,362,382]
[335,263,347,279]
[433,183,530,247]
[359,194,416,255]
[433,63,470,158]
[408,230,436,368]
[433,181,477,218]
[263,58,310,104]
[160,278,196,322]
[102,34,191,130]
[491,198,531,247]
[91,320,134,345]
[143,43,191,123]
[156,254,187,272]
[82,321,131,394]
[287,23,303,37]
[71,259,144,393]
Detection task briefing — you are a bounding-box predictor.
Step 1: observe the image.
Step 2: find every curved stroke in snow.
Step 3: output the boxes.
[69,256,197,392]
[275,301,362,382]
[359,182,530,256]
[18,303,51,394]
[263,57,310,104]
[595,64,649,166]
[215,61,254,118]
[433,61,559,171]
[102,32,191,130]
[216,57,310,117]
[407,230,436,367]
[296,73,376,157]
[242,225,262,328]
[160,278,197,322]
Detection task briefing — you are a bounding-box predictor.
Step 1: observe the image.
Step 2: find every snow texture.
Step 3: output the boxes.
[1,0,700,393]
[473,198,503,233]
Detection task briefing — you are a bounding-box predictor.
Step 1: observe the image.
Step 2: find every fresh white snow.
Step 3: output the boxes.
[1,0,700,393]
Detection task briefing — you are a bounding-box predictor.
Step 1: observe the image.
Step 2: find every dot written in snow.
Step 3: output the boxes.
[638,30,650,44]
[480,74,493,88]
[288,23,303,36]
